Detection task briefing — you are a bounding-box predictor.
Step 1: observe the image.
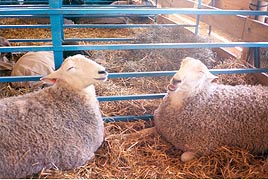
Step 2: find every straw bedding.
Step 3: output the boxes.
[0,18,267,178]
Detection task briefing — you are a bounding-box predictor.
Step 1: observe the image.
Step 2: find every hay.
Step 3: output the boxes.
[0,18,268,179]
[35,121,268,179]
[213,58,260,86]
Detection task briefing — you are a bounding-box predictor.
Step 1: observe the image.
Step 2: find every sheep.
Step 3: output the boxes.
[0,36,13,63]
[0,54,108,178]
[154,57,268,162]
[11,41,91,89]
[11,51,55,88]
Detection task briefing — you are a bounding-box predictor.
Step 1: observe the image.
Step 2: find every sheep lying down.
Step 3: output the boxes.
[154,57,268,162]
[11,42,90,89]
[0,54,108,178]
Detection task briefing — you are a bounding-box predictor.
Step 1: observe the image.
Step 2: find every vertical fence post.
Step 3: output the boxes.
[208,0,215,35]
[253,0,261,68]
[194,0,202,35]
[49,0,63,69]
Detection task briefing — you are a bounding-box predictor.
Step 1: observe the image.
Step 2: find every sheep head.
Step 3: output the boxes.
[41,54,108,89]
[168,57,217,94]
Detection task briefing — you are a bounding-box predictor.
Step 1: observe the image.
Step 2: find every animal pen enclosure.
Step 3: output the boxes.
[0,0,268,178]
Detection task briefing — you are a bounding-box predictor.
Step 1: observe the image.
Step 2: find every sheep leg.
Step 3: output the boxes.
[181,151,197,162]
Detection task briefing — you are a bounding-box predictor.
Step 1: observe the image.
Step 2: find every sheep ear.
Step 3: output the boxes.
[40,71,60,84]
[206,71,218,81]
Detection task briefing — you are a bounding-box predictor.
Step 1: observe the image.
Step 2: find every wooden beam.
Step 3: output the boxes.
[158,0,194,8]
[157,9,268,86]
[158,0,247,39]
[242,19,268,42]
[159,0,268,42]
[214,0,250,10]
[199,14,246,39]
[157,15,237,59]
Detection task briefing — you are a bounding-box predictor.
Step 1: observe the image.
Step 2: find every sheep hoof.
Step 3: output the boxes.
[181,151,196,162]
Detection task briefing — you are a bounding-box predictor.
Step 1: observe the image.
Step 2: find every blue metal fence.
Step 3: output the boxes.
[0,0,268,122]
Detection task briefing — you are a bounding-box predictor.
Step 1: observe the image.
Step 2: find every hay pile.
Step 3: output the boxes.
[0,19,268,178]
[35,120,268,179]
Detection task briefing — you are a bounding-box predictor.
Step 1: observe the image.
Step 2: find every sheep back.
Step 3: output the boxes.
[11,51,55,88]
[0,80,104,178]
[154,84,268,155]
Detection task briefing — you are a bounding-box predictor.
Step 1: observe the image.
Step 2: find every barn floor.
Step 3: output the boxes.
[0,17,267,178]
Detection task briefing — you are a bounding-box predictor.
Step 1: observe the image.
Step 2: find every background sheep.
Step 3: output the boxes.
[154,57,268,162]
[0,54,108,178]
[11,41,90,89]
[0,36,13,63]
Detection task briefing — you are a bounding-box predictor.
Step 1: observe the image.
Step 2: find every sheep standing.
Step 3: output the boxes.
[154,57,268,162]
[0,54,108,178]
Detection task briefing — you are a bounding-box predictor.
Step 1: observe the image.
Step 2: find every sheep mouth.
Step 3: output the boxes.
[167,83,177,91]
[94,77,107,81]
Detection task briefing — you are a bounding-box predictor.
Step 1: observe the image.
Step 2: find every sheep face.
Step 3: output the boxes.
[41,54,108,89]
[168,57,217,94]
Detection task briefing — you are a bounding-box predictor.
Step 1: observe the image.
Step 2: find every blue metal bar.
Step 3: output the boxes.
[103,114,154,122]
[0,24,196,29]
[0,4,156,8]
[254,47,261,68]
[8,39,52,42]
[208,0,215,35]
[98,93,165,102]
[63,38,134,42]
[253,1,261,67]
[255,0,261,20]
[0,8,268,16]
[194,0,202,35]
[64,24,196,28]
[0,25,51,29]
[63,5,156,7]
[8,38,133,43]
[0,46,52,52]
[1,68,268,83]
[49,0,63,69]
[58,42,268,51]
[63,14,156,18]
[1,42,268,53]
[0,14,154,18]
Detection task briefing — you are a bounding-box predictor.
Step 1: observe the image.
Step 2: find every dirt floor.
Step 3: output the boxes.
[0,17,267,179]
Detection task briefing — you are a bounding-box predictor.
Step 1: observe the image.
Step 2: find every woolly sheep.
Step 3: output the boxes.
[11,51,55,88]
[11,42,90,89]
[0,54,108,178]
[154,57,268,162]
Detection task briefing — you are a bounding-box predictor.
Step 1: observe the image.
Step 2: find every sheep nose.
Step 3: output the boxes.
[98,70,107,75]
[172,78,182,85]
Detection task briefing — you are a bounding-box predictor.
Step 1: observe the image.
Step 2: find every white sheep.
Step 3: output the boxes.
[11,51,55,88]
[154,57,268,162]
[11,42,90,89]
[0,54,108,178]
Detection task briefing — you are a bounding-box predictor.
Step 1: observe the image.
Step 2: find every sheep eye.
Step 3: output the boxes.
[67,67,75,71]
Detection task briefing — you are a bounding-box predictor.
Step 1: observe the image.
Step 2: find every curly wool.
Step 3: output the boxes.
[0,80,104,178]
[154,83,268,155]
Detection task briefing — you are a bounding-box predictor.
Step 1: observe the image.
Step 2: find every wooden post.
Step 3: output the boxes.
[241,0,267,66]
